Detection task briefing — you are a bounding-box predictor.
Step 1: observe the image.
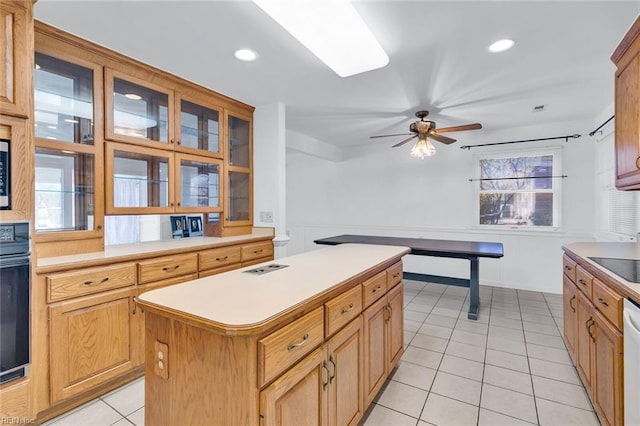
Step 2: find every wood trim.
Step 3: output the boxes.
[611,16,640,65]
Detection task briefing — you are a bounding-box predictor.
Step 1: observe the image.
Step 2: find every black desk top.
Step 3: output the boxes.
[314,234,504,259]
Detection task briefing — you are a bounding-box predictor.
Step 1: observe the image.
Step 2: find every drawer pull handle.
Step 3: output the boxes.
[393,272,400,278]
[565,265,571,271]
[83,277,109,286]
[372,285,382,293]
[163,265,180,272]
[287,333,309,351]
[216,256,228,261]
[597,297,609,307]
[253,249,264,254]
[341,303,355,314]
[578,279,587,286]
[569,295,576,313]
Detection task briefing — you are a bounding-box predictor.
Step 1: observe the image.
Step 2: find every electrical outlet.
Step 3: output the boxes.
[154,340,169,379]
[260,211,274,223]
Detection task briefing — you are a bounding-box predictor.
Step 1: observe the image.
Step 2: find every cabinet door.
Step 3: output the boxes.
[562,276,578,362]
[0,1,31,117]
[224,111,252,229]
[260,347,328,426]
[175,153,222,213]
[362,296,387,407]
[575,290,594,396]
[49,287,139,403]
[175,93,221,157]
[386,283,404,371]
[326,317,363,426]
[592,310,623,426]
[615,51,640,189]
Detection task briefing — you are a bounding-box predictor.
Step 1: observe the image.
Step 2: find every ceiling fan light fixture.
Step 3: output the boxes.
[252,0,388,77]
[410,136,436,159]
[488,39,515,53]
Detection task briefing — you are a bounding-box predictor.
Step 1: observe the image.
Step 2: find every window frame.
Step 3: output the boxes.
[471,147,563,232]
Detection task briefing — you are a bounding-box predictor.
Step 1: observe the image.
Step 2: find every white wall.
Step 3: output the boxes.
[286,118,599,294]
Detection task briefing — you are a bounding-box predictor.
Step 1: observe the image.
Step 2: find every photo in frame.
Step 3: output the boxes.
[170,215,188,239]
[188,216,203,237]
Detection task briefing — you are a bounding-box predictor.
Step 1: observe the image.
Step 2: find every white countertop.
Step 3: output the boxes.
[37,228,274,270]
[137,243,409,328]
[563,241,640,301]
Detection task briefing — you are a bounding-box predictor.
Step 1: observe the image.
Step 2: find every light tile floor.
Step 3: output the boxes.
[43,280,600,426]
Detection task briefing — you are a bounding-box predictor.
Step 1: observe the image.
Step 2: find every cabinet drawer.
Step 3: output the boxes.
[241,241,273,262]
[575,266,593,298]
[387,261,403,288]
[47,263,137,302]
[138,253,198,284]
[592,278,623,330]
[199,246,241,271]
[258,306,324,387]
[563,254,577,283]
[362,271,387,308]
[325,285,362,337]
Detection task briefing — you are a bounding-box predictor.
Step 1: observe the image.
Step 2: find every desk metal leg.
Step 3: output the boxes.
[468,257,480,320]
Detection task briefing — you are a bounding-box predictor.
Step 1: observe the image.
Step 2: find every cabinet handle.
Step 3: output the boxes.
[564,265,572,271]
[287,333,309,351]
[177,202,181,207]
[253,249,264,254]
[384,304,393,323]
[341,303,355,314]
[578,279,587,286]
[322,360,330,390]
[328,355,336,384]
[636,156,640,170]
[597,297,609,307]
[216,256,228,261]
[162,265,180,272]
[132,296,138,315]
[569,295,576,313]
[372,285,382,293]
[83,277,109,286]
[393,272,400,278]
[587,318,596,342]
[176,140,181,145]
[96,224,103,230]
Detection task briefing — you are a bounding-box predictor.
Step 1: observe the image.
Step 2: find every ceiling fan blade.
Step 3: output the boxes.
[370,133,414,139]
[392,135,418,147]
[435,123,482,133]
[430,133,457,144]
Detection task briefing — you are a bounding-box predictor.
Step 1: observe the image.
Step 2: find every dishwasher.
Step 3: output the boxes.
[625,298,640,426]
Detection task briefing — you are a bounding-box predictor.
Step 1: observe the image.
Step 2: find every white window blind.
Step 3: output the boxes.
[608,187,637,237]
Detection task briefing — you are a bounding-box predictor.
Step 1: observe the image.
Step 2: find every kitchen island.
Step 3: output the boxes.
[136,243,410,426]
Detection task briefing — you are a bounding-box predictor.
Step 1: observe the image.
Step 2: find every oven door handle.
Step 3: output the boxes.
[0,254,30,269]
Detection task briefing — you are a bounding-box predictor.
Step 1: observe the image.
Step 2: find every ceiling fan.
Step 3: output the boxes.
[370,110,482,158]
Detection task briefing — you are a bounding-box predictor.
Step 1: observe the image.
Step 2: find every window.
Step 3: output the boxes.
[474,149,562,230]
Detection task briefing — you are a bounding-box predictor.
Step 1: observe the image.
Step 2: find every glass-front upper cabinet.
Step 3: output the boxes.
[224,111,252,227]
[175,153,222,212]
[105,68,174,148]
[105,142,173,214]
[33,51,103,235]
[175,93,221,158]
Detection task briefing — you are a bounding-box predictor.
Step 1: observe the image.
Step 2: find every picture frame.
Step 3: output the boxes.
[188,216,203,237]
[170,215,188,238]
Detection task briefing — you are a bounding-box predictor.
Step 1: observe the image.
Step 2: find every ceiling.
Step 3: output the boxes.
[34,1,640,151]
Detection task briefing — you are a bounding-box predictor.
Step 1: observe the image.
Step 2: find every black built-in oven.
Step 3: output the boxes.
[0,222,30,384]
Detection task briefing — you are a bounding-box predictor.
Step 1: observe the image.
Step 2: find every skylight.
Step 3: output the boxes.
[252,0,389,77]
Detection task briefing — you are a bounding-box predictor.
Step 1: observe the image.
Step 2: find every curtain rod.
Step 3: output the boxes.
[588,115,614,137]
[460,134,581,150]
[468,175,568,182]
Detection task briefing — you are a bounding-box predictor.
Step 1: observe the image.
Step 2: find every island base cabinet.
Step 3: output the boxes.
[363,282,404,407]
[260,317,364,426]
[49,288,140,403]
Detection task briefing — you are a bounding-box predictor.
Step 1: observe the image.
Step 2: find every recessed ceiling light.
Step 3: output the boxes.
[124,93,142,100]
[234,49,258,62]
[488,39,515,53]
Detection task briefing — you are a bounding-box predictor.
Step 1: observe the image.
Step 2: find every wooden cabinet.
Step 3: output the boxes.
[49,287,140,403]
[612,16,640,190]
[260,317,364,426]
[0,0,32,118]
[363,282,404,406]
[562,251,625,425]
